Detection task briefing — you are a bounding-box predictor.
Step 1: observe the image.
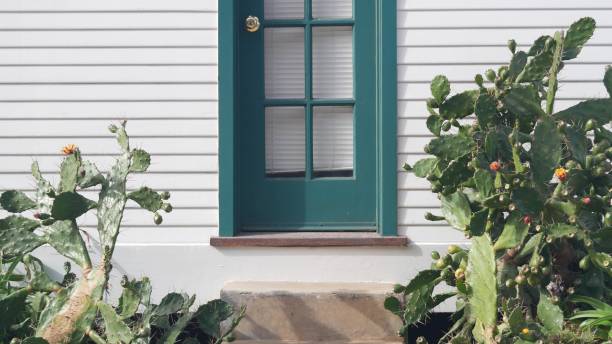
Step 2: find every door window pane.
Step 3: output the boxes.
[265,107,306,177]
[313,27,353,99]
[265,28,305,99]
[312,0,352,19]
[313,106,353,177]
[265,0,304,19]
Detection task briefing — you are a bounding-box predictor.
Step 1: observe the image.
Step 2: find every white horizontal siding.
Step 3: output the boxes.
[397,0,612,238]
[0,1,219,238]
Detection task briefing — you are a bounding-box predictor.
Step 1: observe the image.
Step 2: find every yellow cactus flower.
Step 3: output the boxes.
[521,327,530,335]
[554,167,567,182]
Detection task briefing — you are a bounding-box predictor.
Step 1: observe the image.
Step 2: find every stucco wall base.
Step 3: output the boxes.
[221,281,403,343]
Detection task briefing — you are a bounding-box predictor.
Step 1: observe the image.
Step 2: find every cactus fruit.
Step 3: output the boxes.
[390,17,611,344]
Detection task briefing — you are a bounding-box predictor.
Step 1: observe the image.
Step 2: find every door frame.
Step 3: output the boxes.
[218,0,397,237]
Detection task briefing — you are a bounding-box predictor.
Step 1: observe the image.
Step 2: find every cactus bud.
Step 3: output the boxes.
[508,203,516,211]
[454,268,465,280]
[541,266,550,276]
[443,254,453,265]
[585,239,593,248]
[435,258,447,270]
[485,69,496,82]
[447,245,461,254]
[416,337,428,344]
[153,213,163,225]
[64,261,71,273]
[108,124,118,133]
[579,256,590,270]
[162,203,173,213]
[535,225,542,232]
[441,121,452,132]
[515,274,526,285]
[507,39,517,53]
[431,251,440,260]
[160,191,171,200]
[527,275,539,286]
[585,119,597,132]
[505,279,516,288]
[475,74,484,87]
[581,197,591,205]
[567,287,575,295]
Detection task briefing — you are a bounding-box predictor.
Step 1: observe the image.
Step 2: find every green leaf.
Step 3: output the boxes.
[508,307,527,335]
[564,126,589,166]
[438,155,472,189]
[77,160,105,189]
[426,115,443,136]
[118,279,147,319]
[130,149,151,172]
[44,220,90,268]
[475,94,497,129]
[554,99,612,124]
[196,299,234,337]
[605,66,612,97]
[503,87,544,122]
[494,212,529,251]
[508,51,528,80]
[384,296,402,315]
[154,293,185,316]
[466,234,497,329]
[412,158,438,178]
[59,153,81,193]
[440,191,471,231]
[546,223,579,240]
[563,17,596,60]
[517,233,543,261]
[531,118,562,188]
[0,289,29,333]
[159,312,194,344]
[0,190,36,213]
[528,35,552,56]
[403,284,435,325]
[537,292,564,333]
[511,187,544,216]
[429,292,456,309]
[51,192,97,220]
[128,187,163,213]
[0,215,40,232]
[474,169,494,199]
[98,302,134,344]
[22,338,49,344]
[431,75,450,103]
[468,209,488,237]
[403,270,441,295]
[484,128,513,162]
[0,220,46,257]
[427,135,475,161]
[517,48,554,83]
[439,90,479,119]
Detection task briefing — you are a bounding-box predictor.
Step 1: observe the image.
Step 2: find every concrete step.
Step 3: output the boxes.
[221,282,403,343]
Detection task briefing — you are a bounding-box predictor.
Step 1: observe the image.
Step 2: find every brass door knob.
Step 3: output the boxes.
[245,15,261,32]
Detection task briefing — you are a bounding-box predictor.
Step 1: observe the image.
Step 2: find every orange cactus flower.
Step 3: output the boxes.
[61,144,78,155]
[489,161,501,172]
[521,328,530,335]
[554,167,568,182]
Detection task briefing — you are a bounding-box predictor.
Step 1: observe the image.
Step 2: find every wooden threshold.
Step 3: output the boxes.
[210,232,409,247]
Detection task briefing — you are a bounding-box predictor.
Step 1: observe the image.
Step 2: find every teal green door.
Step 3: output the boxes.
[237,0,377,231]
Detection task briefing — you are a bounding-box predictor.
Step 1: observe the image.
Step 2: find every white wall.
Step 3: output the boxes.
[1,0,611,303]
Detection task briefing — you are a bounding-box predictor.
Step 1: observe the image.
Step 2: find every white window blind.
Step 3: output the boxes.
[264,0,304,19]
[265,27,305,99]
[312,0,353,19]
[265,107,306,174]
[313,106,354,173]
[313,26,354,99]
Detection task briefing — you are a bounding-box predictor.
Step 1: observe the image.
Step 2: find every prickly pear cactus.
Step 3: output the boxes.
[386,17,612,344]
[0,121,175,343]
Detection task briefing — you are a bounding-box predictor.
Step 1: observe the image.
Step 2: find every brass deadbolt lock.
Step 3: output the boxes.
[245,15,261,32]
